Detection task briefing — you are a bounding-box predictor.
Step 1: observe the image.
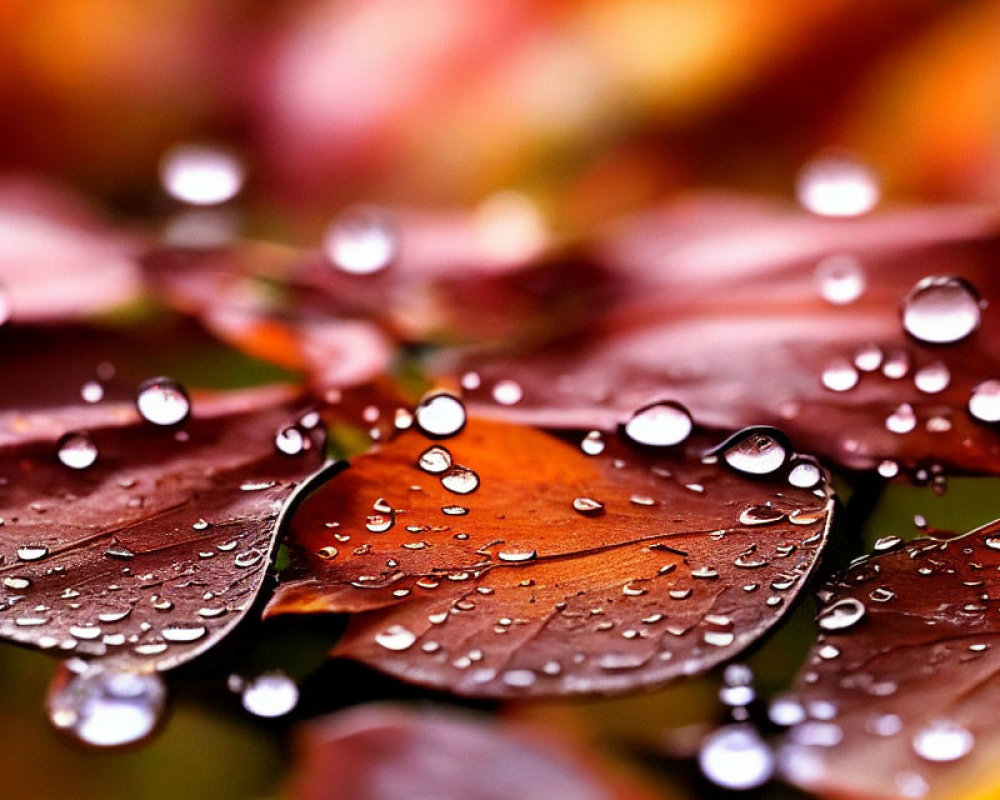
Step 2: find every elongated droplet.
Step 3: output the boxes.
[57,432,98,470]
[414,392,466,438]
[323,206,397,276]
[902,276,982,344]
[136,378,191,426]
[623,401,692,447]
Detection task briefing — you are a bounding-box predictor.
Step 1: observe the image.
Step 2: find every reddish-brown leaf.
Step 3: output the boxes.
[266,417,832,697]
[0,385,324,671]
[455,198,1000,476]
[284,704,663,800]
[780,521,1000,800]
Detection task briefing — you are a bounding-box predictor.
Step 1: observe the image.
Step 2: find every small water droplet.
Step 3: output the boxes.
[56,430,98,470]
[573,496,604,515]
[821,359,860,392]
[160,143,244,206]
[375,624,417,651]
[239,672,299,718]
[817,598,866,632]
[491,380,523,406]
[623,401,692,447]
[699,725,775,790]
[969,380,1000,423]
[796,152,880,217]
[414,392,466,438]
[323,205,397,275]
[902,276,982,344]
[815,254,866,304]
[718,427,789,475]
[912,719,974,762]
[136,378,191,427]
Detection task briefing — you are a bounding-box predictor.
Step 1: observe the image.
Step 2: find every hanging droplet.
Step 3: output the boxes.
[580,431,605,456]
[323,205,398,276]
[274,425,307,456]
[912,719,974,763]
[135,378,191,427]
[414,392,466,438]
[969,380,1000,423]
[491,380,523,406]
[902,276,982,344]
[418,445,452,474]
[796,152,880,217]
[47,664,166,748]
[815,255,866,305]
[440,466,480,495]
[717,427,790,476]
[817,598,866,632]
[623,401,692,447]
[239,672,299,718]
[821,359,859,392]
[57,432,98,470]
[699,725,775,790]
[160,144,245,206]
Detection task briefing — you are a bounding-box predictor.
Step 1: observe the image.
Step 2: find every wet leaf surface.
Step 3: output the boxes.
[456,199,1000,477]
[0,385,324,671]
[781,519,1000,799]
[266,417,833,698]
[284,704,660,800]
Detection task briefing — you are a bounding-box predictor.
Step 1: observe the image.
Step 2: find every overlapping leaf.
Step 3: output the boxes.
[780,520,1000,799]
[0,385,324,671]
[266,417,832,697]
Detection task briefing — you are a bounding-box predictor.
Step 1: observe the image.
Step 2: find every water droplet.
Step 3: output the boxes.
[886,403,917,434]
[821,359,859,392]
[788,458,822,489]
[902,276,981,344]
[796,152,880,217]
[275,425,307,456]
[418,445,452,474]
[47,665,166,747]
[817,598,866,632]
[441,466,480,495]
[374,624,417,651]
[969,380,1000,423]
[573,496,604,515]
[491,380,523,406]
[699,725,775,790]
[718,427,789,475]
[239,672,299,718]
[815,254,866,304]
[160,143,245,206]
[323,205,398,275]
[623,401,692,447]
[912,719,974,762]
[135,378,191,427]
[57,432,98,470]
[914,361,950,394]
[17,544,49,561]
[81,380,104,404]
[854,343,883,372]
[414,392,466,438]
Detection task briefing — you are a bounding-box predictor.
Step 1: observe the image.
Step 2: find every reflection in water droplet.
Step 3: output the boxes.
[57,432,98,470]
[414,392,466,438]
[817,598,866,632]
[375,624,417,651]
[821,359,859,392]
[47,665,166,747]
[969,380,1000,423]
[323,205,397,275]
[240,672,299,718]
[815,255,866,305]
[914,362,950,394]
[902,276,982,344]
[491,380,523,406]
[912,719,974,762]
[623,401,692,447]
[720,428,789,475]
[441,466,480,495]
[136,378,191,426]
[160,144,245,206]
[796,153,880,217]
[699,725,775,790]
[418,445,452,474]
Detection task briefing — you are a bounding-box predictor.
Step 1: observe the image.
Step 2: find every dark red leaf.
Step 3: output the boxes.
[0,385,324,671]
[266,417,832,697]
[780,521,1000,799]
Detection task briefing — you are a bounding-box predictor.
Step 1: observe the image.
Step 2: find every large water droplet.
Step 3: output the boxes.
[239,672,299,718]
[815,255,866,305]
[796,153,880,217]
[414,392,466,438]
[699,725,775,790]
[969,380,1000,423]
[47,664,166,747]
[718,427,789,476]
[817,598,866,632]
[160,144,245,206]
[902,276,982,344]
[912,719,974,762]
[57,432,98,470]
[623,401,692,447]
[323,205,398,276]
[136,378,191,427]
